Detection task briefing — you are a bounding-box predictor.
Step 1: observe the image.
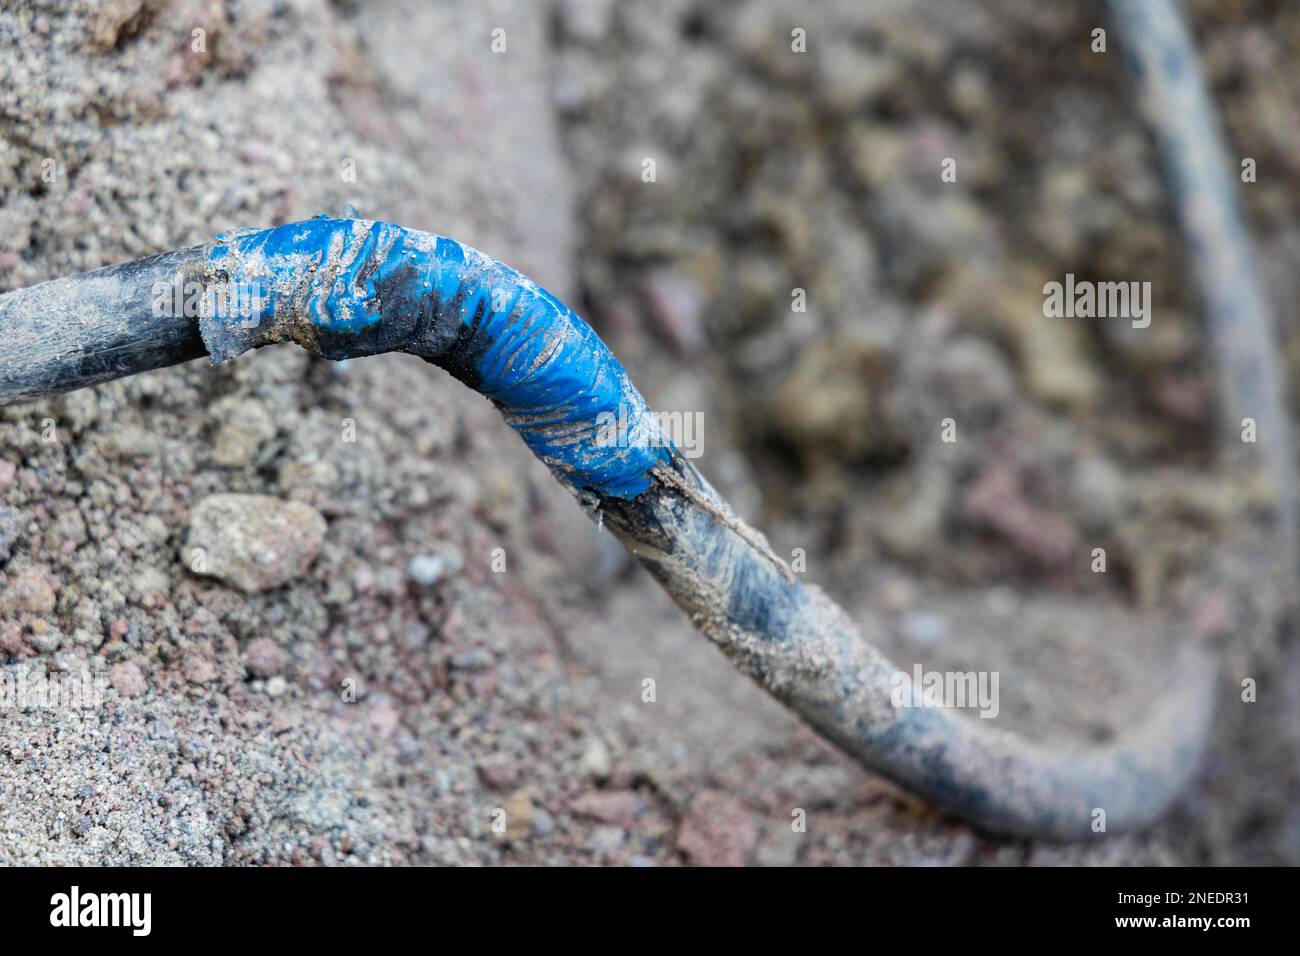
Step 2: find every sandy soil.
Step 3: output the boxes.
[1,0,1297,865]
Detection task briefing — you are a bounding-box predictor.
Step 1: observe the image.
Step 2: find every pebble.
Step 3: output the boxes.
[0,506,22,561]
[185,494,326,594]
[211,398,277,468]
[570,790,641,829]
[504,793,535,831]
[0,565,57,615]
[244,637,286,678]
[532,808,555,837]
[477,760,520,792]
[676,791,758,867]
[588,825,626,854]
[407,546,463,587]
[29,625,64,655]
[108,661,147,698]
[1071,457,1127,531]
[181,654,218,686]
[578,737,612,779]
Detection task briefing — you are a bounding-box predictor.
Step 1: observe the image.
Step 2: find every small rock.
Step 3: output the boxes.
[109,661,147,698]
[211,398,277,467]
[184,606,223,637]
[181,653,218,686]
[407,546,463,587]
[1071,457,1127,531]
[0,506,22,562]
[578,737,612,779]
[129,566,169,607]
[588,824,625,855]
[0,623,21,656]
[570,790,641,829]
[244,637,286,678]
[504,793,535,832]
[185,494,326,593]
[91,0,145,50]
[0,460,15,492]
[264,676,288,698]
[676,791,758,867]
[0,564,56,615]
[532,808,554,837]
[478,760,520,791]
[29,625,64,655]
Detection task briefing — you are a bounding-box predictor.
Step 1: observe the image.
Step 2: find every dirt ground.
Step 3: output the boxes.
[1,0,1297,865]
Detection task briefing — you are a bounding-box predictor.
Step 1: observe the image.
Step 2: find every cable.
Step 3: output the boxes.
[0,246,207,403]
[1106,0,1297,596]
[0,215,1217,837]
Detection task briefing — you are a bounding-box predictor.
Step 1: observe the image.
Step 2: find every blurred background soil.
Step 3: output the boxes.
[0,0,1297,864]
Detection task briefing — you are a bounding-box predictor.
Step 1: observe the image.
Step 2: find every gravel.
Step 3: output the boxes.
[1,0,1296,866]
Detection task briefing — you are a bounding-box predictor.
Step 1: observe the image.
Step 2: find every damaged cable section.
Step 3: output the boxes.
[0,215,1217,839]
[203,218,674,499]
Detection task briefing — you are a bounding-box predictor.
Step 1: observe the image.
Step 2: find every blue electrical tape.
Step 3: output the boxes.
[204,217,672,498]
